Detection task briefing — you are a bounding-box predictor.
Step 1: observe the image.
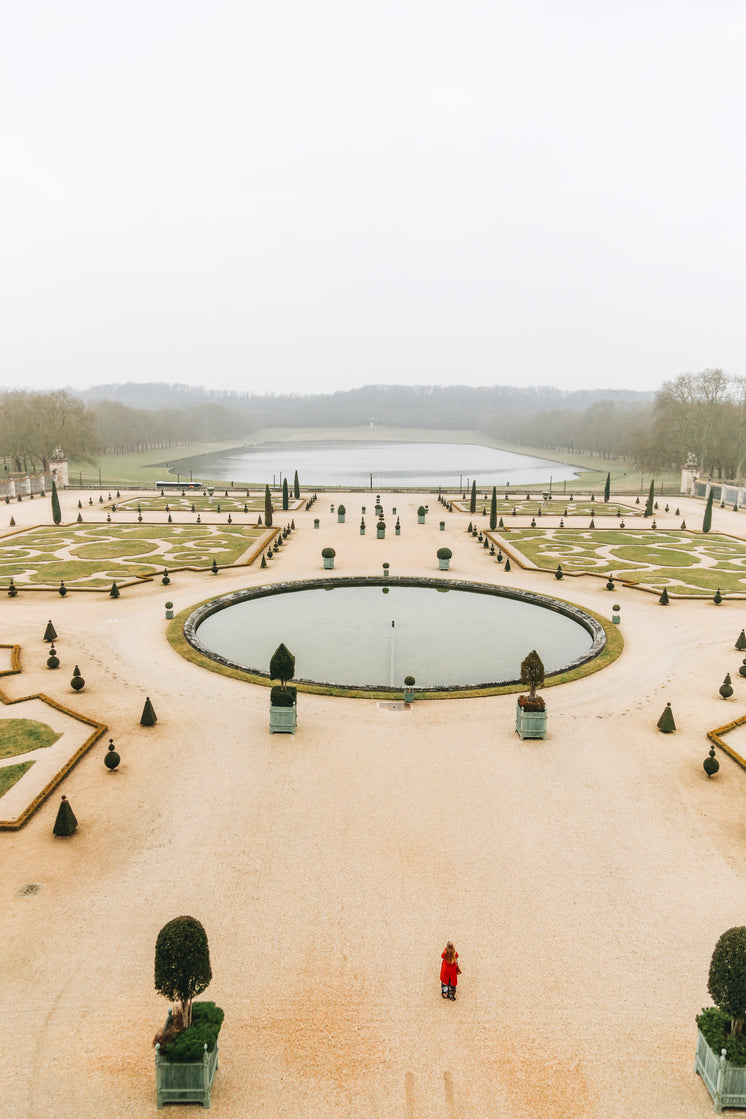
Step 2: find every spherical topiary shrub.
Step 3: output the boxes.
[703,746,720,777]
[104,738,121,771]
[740,657,746,679]
[555,565,563,580]
[8,578,17,597]
[47,645,60,669]
[708,927,746,1035]
[211,559,219,575]
[59,580,67,597]
[162,568,171,585]
[71,665,85,692]
[605,577,615,591]
[155,915,212,1028]
[437,547,452,560]
[404,675,415,687]
[713,588,723,605]
[720,674,734,699]
[656,702,675,733]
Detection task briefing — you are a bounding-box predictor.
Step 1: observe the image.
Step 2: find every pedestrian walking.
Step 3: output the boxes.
[440,941,461,1000]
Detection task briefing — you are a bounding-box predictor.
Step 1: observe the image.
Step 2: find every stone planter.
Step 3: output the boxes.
[323,556,334,569]
[438,557,450,570]
[515,702,548,740]
[270,703,297,734]
[155,1039,219,1109]
[695,1027,746,1112]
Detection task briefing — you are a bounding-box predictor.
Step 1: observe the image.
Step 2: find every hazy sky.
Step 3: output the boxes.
[3,1,745,397]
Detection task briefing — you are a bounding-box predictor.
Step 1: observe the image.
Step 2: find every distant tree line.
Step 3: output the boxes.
[3,372,745,481]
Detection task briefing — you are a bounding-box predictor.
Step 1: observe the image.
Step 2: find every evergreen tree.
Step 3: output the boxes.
[489,486,497,531]
[282,477,289,510]
[264,485,273,527]
[708,927,746,1035]
[270,643,295,689]
[293,470,300,499]
[703,489,714,533]
[604,472,610,503]
[469,480,477,514]
[644,479,655,517]
[51,479,61,525]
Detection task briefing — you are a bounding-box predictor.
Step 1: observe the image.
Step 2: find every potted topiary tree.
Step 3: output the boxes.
[153,915,222,1108]
[269,642,297,733]
[515,650,548,739]
[321,546,335,570]
[403,675,415,702]
[165,601,174,620]
[417,505,426,524]
[437,546,452,571]
[337,504,346,523]
[695,927,746,1110]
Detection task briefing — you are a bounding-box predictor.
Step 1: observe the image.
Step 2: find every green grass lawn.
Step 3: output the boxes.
[465,499,641,519]
[0,718,61,759]
[117,492,274,513]
[0,761,34,797]
[0,524,266,588]
[503,528,746,594]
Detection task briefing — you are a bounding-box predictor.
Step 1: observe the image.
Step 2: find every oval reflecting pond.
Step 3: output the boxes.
[189,580,603,690]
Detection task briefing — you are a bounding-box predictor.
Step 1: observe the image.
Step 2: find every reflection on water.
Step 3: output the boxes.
[195,585,593,688]
[173,440,579,488]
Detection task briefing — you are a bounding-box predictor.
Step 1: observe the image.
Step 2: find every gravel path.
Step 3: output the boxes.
[2,488,745,1117]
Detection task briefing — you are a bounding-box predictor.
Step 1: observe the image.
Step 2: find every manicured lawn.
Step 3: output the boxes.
[0,524,266,588]
[464,499,640,518]
[0,719,61,759]
[0,761,34,797]
[503,529,746,594]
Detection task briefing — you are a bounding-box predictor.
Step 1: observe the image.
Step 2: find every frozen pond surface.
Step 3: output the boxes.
[191,581,599,689]
[173,440,579,488]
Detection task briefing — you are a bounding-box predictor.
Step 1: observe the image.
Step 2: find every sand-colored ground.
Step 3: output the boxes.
[2,487,746,1118]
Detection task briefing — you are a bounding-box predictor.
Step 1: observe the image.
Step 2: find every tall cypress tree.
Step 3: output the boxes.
[51,479,62,525]
[282,477,289,510]
[604,472,610,503]
[264,484,273,527]
[470,480,477,514]
[644,479,655,517]
[293,470,300,499]
[489,486,497,530]
[703,488,714,533]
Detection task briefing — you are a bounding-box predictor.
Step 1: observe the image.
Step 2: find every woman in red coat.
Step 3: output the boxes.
[440,941,460,1000]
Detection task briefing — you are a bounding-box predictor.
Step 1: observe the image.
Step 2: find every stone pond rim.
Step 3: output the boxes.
[179,576,616,697]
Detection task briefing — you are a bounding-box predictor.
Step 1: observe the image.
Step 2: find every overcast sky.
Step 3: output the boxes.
[3,1,745,397]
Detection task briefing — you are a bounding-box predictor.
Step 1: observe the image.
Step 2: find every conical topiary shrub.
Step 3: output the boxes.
[659,588,670,605]
[76,512,83,523]
[51,480,62,525]
[140,696,157,726]
[736,630,746,651]
[720,674,734,699]
[110,582,119,598]
[53,795,77,836]
[703,745,720,777]
[71,665,85,692]
[657,702,676,733]
[8,578,17,597]
[104,738,121,771]
[211,559,219,574]
[43,620,57,642]
[504,558,511,572]
[703,489,714,533]
[47,645,60,669]
[9,516,15,526]
[260,554,267,568]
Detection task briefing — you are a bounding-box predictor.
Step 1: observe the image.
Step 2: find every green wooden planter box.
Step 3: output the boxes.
[403,687,415,702]
[515,702,548,740]
[360,524,365,535]
[395,525,400,535]
[695,1028,746,1112]
[418,514,425,524]
[270,704,297,734]
[323,556,334,569]
[155,1041,219,1108]
[377,525,385,539]
[440,522,445,530]
[438,558,450,570]
[337,512,345,523]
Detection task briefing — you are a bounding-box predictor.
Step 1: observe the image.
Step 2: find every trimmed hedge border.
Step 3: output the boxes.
[0,680,108,829]
[707,714,746,772]
[170,576,622,699]
[0,644,22,678]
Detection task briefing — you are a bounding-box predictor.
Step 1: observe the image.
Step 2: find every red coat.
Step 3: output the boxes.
[440,951,459,986]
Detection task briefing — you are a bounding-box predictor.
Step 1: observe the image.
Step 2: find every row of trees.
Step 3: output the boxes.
[3,371,745,481]
[483,370,746,478]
